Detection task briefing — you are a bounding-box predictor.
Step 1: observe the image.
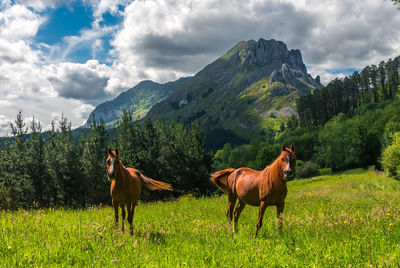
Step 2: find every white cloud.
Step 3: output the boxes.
[112,0,400,85]
[1,0,400,135]
[0,4,43,40]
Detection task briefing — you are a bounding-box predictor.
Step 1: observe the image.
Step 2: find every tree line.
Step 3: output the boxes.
[0,111,212,210]
[297,56,399,126]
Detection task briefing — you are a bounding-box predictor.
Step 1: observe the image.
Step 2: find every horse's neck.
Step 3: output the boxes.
[115,162,128,184]
[263,157,284,180]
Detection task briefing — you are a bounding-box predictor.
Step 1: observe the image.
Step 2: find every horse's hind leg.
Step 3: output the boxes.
[128,202,136,235]
[120,203,126,232]
[254,201,267,238]
[276,202,285,231]
[233,199,246,233]
[227,194,237,230]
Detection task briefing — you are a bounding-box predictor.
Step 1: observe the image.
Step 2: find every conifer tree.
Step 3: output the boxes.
[81,115,109,204]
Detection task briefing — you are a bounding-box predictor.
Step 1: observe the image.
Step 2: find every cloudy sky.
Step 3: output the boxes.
[0,0,399,135]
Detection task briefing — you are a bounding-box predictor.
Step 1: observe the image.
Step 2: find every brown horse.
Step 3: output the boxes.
[211,144,296,237]
[106,148,172,235]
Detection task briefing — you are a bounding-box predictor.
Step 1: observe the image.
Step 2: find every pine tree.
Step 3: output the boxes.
[0,111,34,209]
[26,117,49,206]
[81,115,109,205]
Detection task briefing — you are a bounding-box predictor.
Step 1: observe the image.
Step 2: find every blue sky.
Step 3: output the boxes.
[0,0,400,135]
[33,2,122,63]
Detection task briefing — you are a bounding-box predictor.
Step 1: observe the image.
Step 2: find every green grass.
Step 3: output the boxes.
[1,170,400,266]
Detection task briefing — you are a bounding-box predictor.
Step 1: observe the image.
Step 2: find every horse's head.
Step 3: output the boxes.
[106,148,119,181]
[280,144,296,180]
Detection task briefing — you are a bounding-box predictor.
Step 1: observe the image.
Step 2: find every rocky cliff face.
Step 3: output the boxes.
[144,38,321,145]
[235,39,307,74]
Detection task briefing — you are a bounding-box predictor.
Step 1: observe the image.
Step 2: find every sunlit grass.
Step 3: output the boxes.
[1,169,400,266]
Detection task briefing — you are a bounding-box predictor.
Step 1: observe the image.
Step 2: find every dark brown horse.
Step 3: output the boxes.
[211,144,296,237]
[106,148,172,234]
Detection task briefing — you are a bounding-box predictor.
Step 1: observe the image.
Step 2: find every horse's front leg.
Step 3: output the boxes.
[254,201,267,238]
[276,202,285,231]
[128,202,136,235]
[113,200,119,230]
[120,203,126,232]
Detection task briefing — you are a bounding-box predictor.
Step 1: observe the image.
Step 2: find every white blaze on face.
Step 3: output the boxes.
[109,156,115,175]
[284,156,291,175]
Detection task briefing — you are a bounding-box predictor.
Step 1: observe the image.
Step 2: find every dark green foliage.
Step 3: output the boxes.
[381,132,400,179]
[297,56,400,127]
[0,112,34,209]
[213,136,281,171]
[0,110,212,209]
[117,114,213,199]
[296,161,320,179]
[278,127,319,161]
[205,128,248,151]
[81,115,109,205]
[381,119,400,151]
[45,115,85,207]
[26,117,49,207]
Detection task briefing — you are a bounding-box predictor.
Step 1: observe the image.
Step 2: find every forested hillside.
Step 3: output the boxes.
[0,112,211,210]
[214,56,400,175]
[85,77,190,126]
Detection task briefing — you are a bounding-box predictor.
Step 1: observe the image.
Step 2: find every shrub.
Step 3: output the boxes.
[381,132,400,179]
[296,161,320,179]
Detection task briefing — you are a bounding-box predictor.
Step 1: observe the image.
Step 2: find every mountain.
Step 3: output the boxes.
[144,38,322,146]
[85,77,191,126]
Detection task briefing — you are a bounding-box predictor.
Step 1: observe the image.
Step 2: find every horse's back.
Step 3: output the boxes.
[233,168,263,206]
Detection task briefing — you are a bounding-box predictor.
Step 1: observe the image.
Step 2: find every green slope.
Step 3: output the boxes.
[145,39,321,144]
[86,77,191,126]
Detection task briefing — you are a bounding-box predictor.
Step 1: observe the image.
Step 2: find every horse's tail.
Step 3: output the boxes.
[210,168,235,194]
[139,174,173,191]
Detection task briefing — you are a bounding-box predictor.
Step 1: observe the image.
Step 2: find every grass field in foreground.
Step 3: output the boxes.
[1,169,400,267]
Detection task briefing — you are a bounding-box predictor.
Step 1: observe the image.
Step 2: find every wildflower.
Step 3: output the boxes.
[111,259,118,264]
[8,246,12,250]
[343,220,347,224]
[389,223,393,226]
[386,213,390,216]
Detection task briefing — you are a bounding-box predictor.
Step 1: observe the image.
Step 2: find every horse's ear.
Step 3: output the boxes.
[282,144,286,151]
[115,147,119,157]
[290,144,295,152]
[108,148,112,155]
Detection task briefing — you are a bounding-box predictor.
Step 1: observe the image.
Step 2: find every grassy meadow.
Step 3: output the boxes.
[1,169,400,267]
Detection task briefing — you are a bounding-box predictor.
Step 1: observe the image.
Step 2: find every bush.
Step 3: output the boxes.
[381,132,400,179]
[296,161,320,179]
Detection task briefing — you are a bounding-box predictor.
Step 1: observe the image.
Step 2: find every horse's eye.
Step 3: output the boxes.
[107,160,111,165]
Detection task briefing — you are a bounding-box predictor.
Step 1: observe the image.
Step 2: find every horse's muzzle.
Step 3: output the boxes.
[283,170,295,180]
[107,172,115,181]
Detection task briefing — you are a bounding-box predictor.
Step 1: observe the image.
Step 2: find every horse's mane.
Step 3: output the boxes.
[263,153,285,192]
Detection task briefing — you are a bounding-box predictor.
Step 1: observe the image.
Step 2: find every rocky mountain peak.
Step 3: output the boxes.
[232,38,307,74]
